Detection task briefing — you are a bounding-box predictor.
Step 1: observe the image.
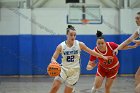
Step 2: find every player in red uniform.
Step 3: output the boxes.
[86,31,136,93]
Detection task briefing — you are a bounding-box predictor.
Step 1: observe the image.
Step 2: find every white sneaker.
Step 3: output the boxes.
[91,87,96,93]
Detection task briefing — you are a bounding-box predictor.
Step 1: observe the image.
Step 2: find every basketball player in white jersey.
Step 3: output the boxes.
[49,25,108,93]
[114,12,140,93]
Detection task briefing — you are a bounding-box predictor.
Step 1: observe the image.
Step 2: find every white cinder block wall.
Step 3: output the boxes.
[0,0,140,35]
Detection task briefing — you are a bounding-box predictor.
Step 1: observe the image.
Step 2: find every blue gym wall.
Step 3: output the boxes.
[0,35,139,75]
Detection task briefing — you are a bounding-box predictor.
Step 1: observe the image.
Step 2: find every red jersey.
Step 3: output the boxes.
[90,42,119,69]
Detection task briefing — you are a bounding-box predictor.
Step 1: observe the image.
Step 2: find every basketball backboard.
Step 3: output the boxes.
[67,3,103,24]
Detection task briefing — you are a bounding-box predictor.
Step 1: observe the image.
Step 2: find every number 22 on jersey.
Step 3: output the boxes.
[66,55,75,62]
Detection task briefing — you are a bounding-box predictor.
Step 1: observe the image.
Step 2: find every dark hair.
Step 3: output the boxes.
[137,12,140,15]
[96,30,104,39]
[66,25,75,34]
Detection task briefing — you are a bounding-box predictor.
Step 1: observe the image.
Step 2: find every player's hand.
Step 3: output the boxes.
[133,40,140,46]
[132,40,140,44]
[86,65,94,70]
[51,61,58,64]
[86,62,96,70]
[132,40,140,46]
[113,49,118,55]
[130,44,138,48]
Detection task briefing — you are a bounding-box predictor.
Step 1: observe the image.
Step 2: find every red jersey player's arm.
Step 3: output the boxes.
[86,51,97,70]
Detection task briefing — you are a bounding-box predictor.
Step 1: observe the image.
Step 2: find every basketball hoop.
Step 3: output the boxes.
[81,19,89,24]
[68,3,102,24]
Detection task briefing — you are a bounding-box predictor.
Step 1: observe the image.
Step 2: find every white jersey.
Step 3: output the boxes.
[60,40,81,68]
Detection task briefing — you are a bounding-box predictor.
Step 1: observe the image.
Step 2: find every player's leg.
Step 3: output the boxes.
[105,65,119,93]
[135,83,140,93]
[64,84,74,93]
[91,66,105,93]
[105,78,114,93]
[91,76,104,93]
[135,67,140,85]
[91,65,106,93]
[72,87,75,93]
[49,79,62,93]
[49,66,67,93]
[135,67,140,93]
[64,68,80,93]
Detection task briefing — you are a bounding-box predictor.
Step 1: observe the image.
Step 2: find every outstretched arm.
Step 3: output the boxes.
[117,31,139,50]
[79,42,107,60]
[114,31,139,55]
[121,45,137,50]
[133,40,140,47]
[114,44,137,55]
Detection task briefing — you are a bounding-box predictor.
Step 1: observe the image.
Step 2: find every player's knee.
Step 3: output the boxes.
[51,84,60,91]
[51,80,61,90]
[135,84,140,93]
[94,83,101,89]
[49,85,59,93]
[94,80,102,89]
